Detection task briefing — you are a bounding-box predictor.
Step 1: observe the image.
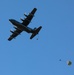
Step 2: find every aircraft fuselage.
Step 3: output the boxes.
[9,19,34,33]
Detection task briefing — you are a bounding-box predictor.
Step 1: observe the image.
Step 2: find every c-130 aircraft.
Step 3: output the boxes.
[8,8,42,41]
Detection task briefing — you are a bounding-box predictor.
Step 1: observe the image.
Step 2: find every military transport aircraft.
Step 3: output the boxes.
[8,8,42,41]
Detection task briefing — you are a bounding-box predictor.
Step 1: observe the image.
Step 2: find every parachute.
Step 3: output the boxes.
[59,59,72,66]
[67,61,72,66]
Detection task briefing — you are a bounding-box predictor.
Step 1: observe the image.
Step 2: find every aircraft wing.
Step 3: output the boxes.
[22,8,37,26]
[8,29,22,41]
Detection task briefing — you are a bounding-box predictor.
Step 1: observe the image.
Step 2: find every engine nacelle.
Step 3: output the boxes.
[10,30,19,34]
[20,18,24,21]
[34,27,37,30]
[14,27,17,29]
[10,30,14,33]
[13,26,22,31]
[24,13,28,17]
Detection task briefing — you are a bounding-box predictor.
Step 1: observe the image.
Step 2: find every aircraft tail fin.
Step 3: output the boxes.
[30,26,42,39]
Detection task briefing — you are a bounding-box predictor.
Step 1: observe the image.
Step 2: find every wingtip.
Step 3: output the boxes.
[8,38,12,41]
[34,8,37,10]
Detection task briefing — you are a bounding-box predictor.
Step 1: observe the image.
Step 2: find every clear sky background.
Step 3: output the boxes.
[0,0,74,75]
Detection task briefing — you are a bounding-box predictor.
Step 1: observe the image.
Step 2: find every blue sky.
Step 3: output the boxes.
[0,0,74,75]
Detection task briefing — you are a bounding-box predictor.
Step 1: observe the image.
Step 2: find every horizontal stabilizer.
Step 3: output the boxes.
[30,26,42,39]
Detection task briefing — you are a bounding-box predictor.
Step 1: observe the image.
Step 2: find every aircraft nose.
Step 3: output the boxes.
[9,19,12,22]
